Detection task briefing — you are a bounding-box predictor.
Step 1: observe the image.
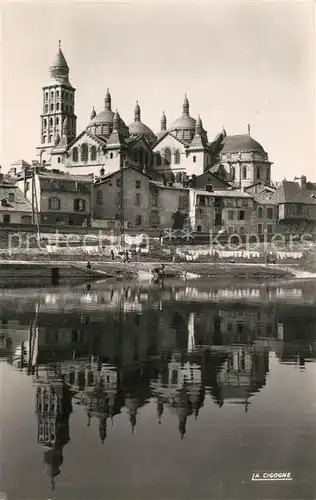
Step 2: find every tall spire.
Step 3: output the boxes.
[104,88,112,110]
[183,94,189,116]
[134,101,141,122]
[90,106,96,120]
[49,41,69,83]
[160,111,167,131]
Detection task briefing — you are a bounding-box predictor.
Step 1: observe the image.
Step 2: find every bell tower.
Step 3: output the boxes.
[37,41,77,162]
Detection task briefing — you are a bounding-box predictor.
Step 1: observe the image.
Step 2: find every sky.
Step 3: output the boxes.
[1,0,315,181]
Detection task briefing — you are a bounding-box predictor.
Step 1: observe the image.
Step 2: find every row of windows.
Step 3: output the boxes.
[45,90,73,101]
[258,206,274,219]
[156,148,181,166]
[230,166,269,181]
[1,214,32,224]
[133,149,150,165]
[48,197,86,212]
[44,103,73,113]
[72,145,97,163]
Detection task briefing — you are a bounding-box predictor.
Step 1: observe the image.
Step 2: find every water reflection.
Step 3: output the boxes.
[1,281,316,497]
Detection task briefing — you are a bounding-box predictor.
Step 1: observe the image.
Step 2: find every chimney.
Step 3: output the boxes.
[206,184,214,192]
[300,175,307,189]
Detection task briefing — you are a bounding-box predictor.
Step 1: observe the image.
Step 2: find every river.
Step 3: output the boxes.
[0,279,315,500]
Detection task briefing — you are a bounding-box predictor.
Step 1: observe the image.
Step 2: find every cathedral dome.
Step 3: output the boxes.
[221,135,265,154]
[129,121,155,138]
[86,89,128,139]
[128,101,155,139]
[168,96,197,141]
[89,109,115,127]
[170,114,196,131]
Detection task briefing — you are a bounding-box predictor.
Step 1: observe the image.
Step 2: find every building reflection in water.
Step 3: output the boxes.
[1,283,316,490]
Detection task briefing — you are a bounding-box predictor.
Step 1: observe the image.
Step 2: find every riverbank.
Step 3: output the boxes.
[0,259,301,281]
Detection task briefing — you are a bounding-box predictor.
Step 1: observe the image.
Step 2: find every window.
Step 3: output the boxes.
[45,92,48,100]
[193,156,196,163]
[267,207,273,219]
[197,208,204,218]
[96,190,103,205]
[152,194,158,206]
[239,226,245,234]
[49,135,52,143]
[50,180,60,190]
[90,146,97,161]
[197,225,202,232]
[75,182,84,192]
[62,91,65,99]
[156,153,161,166]
[56,103,60,111]
[231,167,235,180]
[74,199,86,212]
[43,119,47,128]
[198,196,206,206]
[42,136,46,144]
[228,226,234,233]
[21,215,32,224]
[257,207,263,219]
[48,197,61,210]
[49,118,53,127]
[72,148,78,162]
[267,224,273,234]
[66,92,69,101]
[257,223,263,234]
[135,214,142,226]
[51,91,54,99]
[116,179,121,187]
[110,152,113,159]
[238,210,245,220]
[56,91,59,98]
[57,157,61,163]
[135,180,141,189]
[256,167,261,179]
[44,104,48,113]
[81,143,88,162]
[228,210,234,220]
[3,214,10,224]
[164,148,171,165]
[151,210,159,226]
[242,166,247,179]
[174,150,180,164]
[50,103,54,112]
[135,193,141,206]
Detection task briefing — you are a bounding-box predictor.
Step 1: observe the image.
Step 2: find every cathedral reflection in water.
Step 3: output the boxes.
[1,283,316,490]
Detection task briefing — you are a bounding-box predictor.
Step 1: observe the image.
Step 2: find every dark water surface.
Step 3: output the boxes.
[0,279,316,500]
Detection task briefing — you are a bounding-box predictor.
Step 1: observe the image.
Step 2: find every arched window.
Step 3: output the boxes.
[90,146,97,161]
[170,172,175,183]
[56,102,60,111]
[164,148,171,165]
[256,167,261,180]
[62,91,65,99]
[66,93,69,101]
[156,153,161,166]
[44,104,48,113]
[50,103,54,112]
[51,91,54,99]
[45,92,48,100]
[43,119,47,128]
[49,118,53,127]
[231,166,235,180]
[81,144,88,162]
[110,152,113,159]
[242,166,247,179]
[56,117,59,125]
[100,167,105,176]
[174,150,180,164]
[56,90,60,98]
[72,148,78,162]
[42,136,46,144]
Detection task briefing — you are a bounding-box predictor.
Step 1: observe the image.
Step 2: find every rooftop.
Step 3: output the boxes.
[220,134,265,154]
[194,189,253,199]
[0,185,32,213]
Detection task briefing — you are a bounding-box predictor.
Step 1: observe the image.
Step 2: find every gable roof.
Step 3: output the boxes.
[95,165,153,186]
[67,129,107,150]
[195,170,231,187]
[125,134,152,151]
[152,130,190,150]
[0,184,32,213]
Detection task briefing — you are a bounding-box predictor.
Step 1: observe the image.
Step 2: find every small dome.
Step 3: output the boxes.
[89,109,115,127]
[129,121,155,138]
[221,134,265,154]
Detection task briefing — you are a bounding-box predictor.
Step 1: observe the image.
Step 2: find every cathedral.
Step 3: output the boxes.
[37,42,273,191]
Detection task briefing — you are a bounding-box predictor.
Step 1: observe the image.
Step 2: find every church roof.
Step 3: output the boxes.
[50,46,69,71]
[220,135,265,154]
[88,108,115,126]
